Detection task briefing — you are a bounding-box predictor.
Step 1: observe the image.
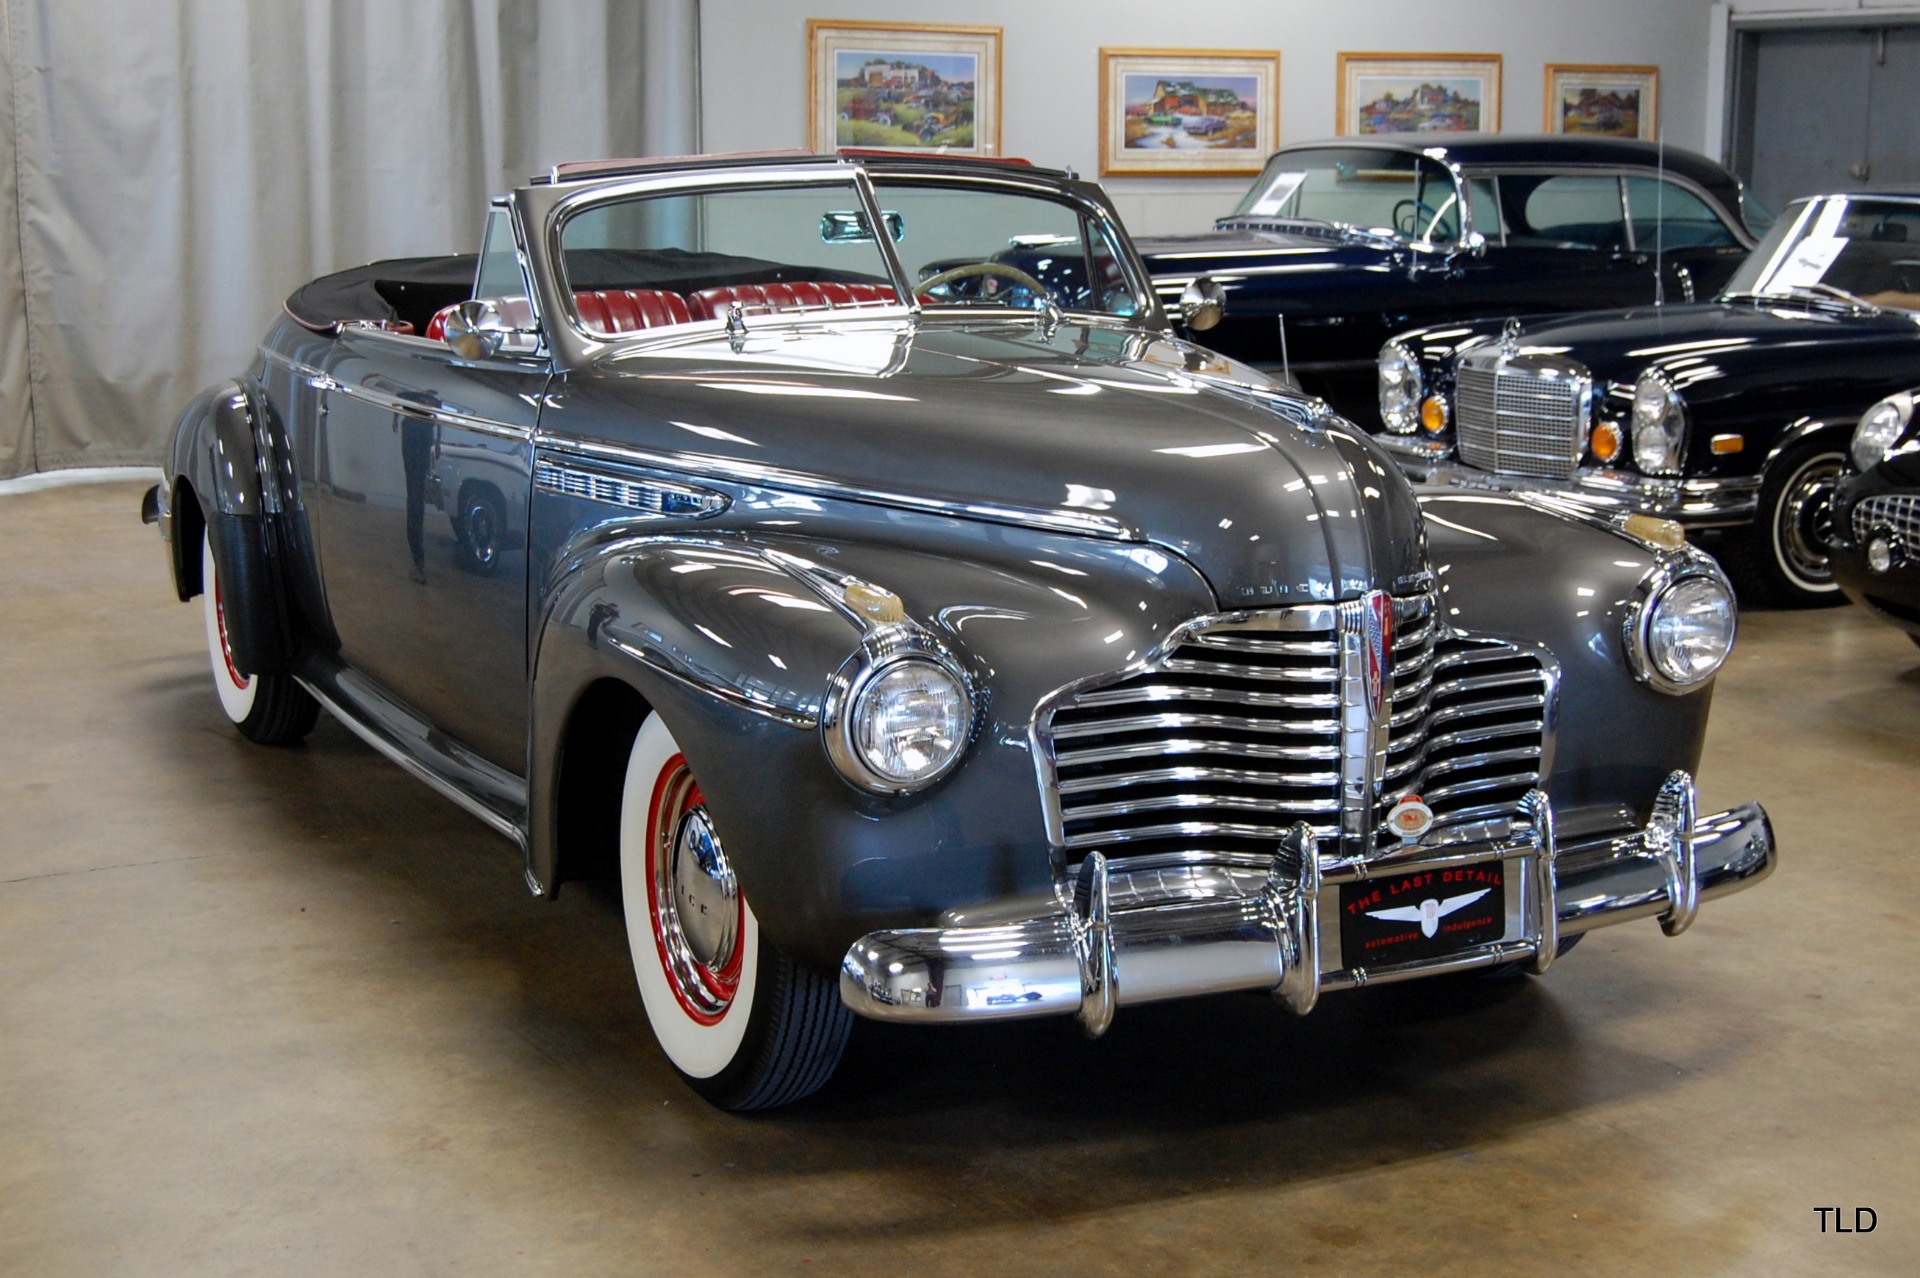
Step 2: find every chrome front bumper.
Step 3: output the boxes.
[839,774,1774,1032]
[1376,436,1761,528]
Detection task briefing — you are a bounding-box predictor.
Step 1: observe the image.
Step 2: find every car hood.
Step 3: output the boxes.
[1506,300,1920,381]
[547,319,1427,608]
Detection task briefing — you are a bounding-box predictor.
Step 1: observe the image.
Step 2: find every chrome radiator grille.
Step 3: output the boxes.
[1040,596,1551,863]
[1453,356,1588,480]
[1853,494,1920,553]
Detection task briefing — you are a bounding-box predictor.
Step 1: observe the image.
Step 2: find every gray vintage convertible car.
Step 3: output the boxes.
[142,151,1774,1110]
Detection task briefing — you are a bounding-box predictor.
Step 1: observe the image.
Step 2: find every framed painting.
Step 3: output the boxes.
[1544,64,1658,140]
[1098,48,1280,177]
[1336,52,1502,137]
[807,20,1001,156]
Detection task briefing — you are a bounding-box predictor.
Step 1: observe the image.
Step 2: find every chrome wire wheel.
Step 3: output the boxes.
[1767,447,1845,598]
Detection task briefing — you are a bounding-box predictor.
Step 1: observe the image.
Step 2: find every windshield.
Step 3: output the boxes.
[869,178,1140,316]
[1228,146,1461,243]
[550,175,1142,334]
[1723,194,1920,311]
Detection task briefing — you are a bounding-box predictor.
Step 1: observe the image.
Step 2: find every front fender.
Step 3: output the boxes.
[529,519,1218,971]
[1419,492,1715,826]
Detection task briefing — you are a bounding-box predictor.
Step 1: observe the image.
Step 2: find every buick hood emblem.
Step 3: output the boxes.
[1362,590,1392,724]
[1367,889,1491,938]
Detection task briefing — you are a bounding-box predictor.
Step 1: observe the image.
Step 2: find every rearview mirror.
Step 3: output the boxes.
[1179,277,1227,332]
[821,210,906,244]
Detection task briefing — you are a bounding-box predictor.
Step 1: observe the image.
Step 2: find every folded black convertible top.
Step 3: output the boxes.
[283,255,479,334]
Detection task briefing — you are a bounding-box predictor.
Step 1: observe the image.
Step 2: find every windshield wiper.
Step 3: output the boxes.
[1729,284,1884,315]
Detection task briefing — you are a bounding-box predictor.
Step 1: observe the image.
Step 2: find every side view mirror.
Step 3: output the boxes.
[444,299,530,361]
[1179,276,1227,332]
[1460,230,1488,259]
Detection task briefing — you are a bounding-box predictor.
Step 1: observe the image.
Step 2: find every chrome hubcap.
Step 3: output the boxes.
[1776,454,1843,586]
[646,758,742,1023]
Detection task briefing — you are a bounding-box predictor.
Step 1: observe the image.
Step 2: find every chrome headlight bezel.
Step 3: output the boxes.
[1630,367,1688,476]
[822,627,976,795]
[1378,340,1422,434]
[1625,558,1737,694]
[1851,392,1914,473]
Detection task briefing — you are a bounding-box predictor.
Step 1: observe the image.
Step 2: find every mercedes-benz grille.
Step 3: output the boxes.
[1453,350,1592,480]
[1039,595,1552,864]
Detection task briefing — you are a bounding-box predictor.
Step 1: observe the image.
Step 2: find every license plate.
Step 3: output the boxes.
[1338,861,1507,966]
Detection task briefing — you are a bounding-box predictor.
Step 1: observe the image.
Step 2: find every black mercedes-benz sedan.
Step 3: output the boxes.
[1135,135,1765,428]
[1376,189,1920,606]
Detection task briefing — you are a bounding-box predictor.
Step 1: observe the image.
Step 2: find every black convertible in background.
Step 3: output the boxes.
[143,151,1773,1110]
[1134,135,1764,427]
[1377,189,1920,606]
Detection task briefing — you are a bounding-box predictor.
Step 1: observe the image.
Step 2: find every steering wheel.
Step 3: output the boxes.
[1394,198,1442,239]
[915,261,1056,308]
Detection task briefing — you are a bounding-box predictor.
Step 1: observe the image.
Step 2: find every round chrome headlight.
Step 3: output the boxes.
[1631,569,1736,693]
[1630,368,1687,475]
[1378,340,1422,434]
[1852,394,1912,473]
[825,648,973,793]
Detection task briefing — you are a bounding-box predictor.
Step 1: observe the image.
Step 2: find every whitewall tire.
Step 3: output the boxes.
[200,530,318,744]
[619,712,851,1109]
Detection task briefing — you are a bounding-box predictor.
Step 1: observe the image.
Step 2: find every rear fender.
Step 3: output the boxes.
[164,380,292,674]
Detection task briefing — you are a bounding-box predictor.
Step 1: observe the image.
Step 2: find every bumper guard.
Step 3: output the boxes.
[839,772,1772,1031]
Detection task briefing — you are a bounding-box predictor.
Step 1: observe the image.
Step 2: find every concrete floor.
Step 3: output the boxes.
[3,479,1916,1276]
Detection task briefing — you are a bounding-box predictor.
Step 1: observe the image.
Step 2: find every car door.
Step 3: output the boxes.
[302,327,548,773]
[1624,176,1754,302]
[1453,171,1650,316]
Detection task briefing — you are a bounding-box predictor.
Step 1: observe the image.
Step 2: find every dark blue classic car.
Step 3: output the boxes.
[1379,190,1920,606]
[1136,135,1764,427]
[143,151,1772,1110]
[1833,388,1920,637]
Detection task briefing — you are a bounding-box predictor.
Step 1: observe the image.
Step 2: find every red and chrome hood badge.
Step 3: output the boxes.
[1362,590,1393,725]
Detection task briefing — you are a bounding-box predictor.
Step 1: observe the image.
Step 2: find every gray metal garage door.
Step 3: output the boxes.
[1731,25,1920,213]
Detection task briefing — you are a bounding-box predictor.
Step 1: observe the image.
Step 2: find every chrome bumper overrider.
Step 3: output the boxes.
[838,774,1773,1032]
[1375,438,1761,527]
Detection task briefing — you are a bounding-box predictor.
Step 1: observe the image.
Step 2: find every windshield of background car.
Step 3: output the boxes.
[554,181,901,329]
[1230,148,1461,243]
[866,179,1141,316]
[1724,195,1920,310]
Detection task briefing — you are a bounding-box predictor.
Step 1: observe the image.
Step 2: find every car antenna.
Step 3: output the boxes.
[1277,312,1292,387]
[1654,131,1667,307]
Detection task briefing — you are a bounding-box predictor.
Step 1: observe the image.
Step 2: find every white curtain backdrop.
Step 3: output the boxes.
[0,0,697,478]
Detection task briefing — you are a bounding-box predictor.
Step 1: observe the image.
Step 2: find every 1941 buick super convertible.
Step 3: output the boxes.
[142,152,1774,1110]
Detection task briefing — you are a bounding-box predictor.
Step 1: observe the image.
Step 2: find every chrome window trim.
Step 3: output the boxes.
[1458,164,1754,251]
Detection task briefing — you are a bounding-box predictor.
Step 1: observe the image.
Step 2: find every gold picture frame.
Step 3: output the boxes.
[1544,64,1658,140]
[1098,48,1280,178]
[1336,52,1502,137]
[807,20,1002,156]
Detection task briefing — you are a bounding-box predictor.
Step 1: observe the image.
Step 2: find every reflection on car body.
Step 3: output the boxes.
[142,150,1774,1111]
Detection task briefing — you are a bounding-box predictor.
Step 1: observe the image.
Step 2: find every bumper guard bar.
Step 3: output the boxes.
[839,772,1772,1030]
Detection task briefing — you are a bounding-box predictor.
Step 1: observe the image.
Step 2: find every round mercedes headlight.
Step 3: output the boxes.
[1631,570,1736,693]
[826,651,972,793]
[1852,394,1913,472]
[1630,368,1687,475]
[1378,340,1422,434]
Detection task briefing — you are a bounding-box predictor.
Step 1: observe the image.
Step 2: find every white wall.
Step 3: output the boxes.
[701,0,1721,236]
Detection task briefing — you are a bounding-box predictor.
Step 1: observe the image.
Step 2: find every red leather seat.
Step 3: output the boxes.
[686,281,897,320]
[574,288,693,333]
